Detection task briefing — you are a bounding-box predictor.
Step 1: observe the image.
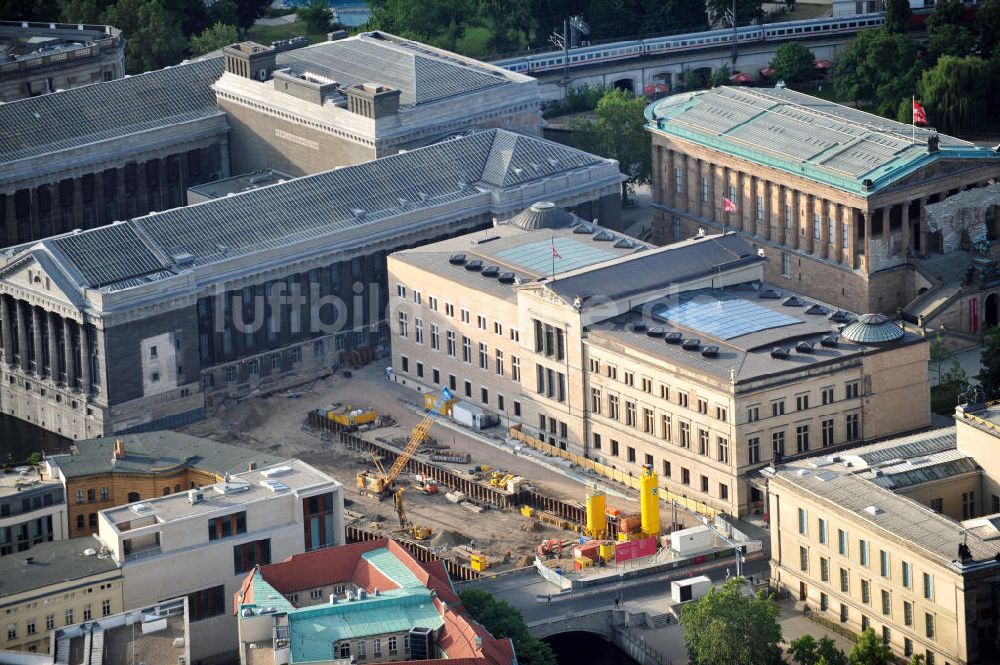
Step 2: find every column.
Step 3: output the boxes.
[72,176,84,230]
[47,311,60,382]
[804,195,815,254]
[687,156,698,216]
[63,318,77,390]
[721,167,731,231]
[115,166,127,222]
[178,150,190,193]
[136,162,149,217]
[862,210,871,272]
[706,163,716,224]
[219,139,231,179]
[918,197,929,257]
[16,301,29,373]
[749,176,759,235]
[31,306,43,375]
[79,322,91,397]
[158,156,169,211]
[3,194,15,246]
[663,149,674,209]
[818,199,829,260]
[27,187,38,243]
[833,204,844,264]
[0,296,13,367]
[652,146,663,206]
[777,185,787,246]
[900,203,911,256]
[762,181,772,242]
[92,170,105,229]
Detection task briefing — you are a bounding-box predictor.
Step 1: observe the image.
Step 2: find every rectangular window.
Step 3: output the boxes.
[662,460,671,477]
[799,546,809,572]
[208,511,247,541]
[772,400,785,417]
[882,589,891,616]
[747,405,759,422]
[902,561,912,588]
[820,593,828,612]
[674,168,683,193]
[233,538,272,574]
[846,413,860,441]
[511,356,520,381]
[822,419,834,447]
[661,414,672,441]
[188,585,226,622]
[625,401,637,427]
[845,381,860,399]
[478,342,488,370]
[796,425,810,453]
[814,212,821,239]
[462,336,472,363]
[785,204,792,230]
[430,324,440,350]
[838,529,848,556]
[818,518,827,545]
[904,601,913,627]
[840,568,849,593]
[698,428,708,455]
[859,540,869,567]
[861,579,871,605]
[397,311,408,338]
[923,572,933,600]
[930,497,943,513]
[756,195,764,220]
[772,431,785,457]
[445,303,454,317]
[925,613,935,639]
[680,421,690,448]
[682,468,690,485]
[627,447,636,463]
[65,609,73,626]
[880,550,890,578]
[796,394,809,411]
[821,387,834,405]
[102,600,111,616]
[963,491,976,519]
[717,437,729,464]
[798,508,808,535]
[748,436,760,464]
[702,177,709,203]
[781,252,791,277]
[45,615,54,630]
[643,408,654,434]
[414,318,423,344]
[611,440,619,457]
[700,475,709,492]
[608,395,619,420]
[591,388,602,414]
[820,557,830,582]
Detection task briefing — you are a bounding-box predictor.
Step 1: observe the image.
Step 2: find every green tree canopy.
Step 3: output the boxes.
[980,325,1000,397]
[771,41,816,85]
[297,0,332,33]
[707,0,764,27]
[571,88,651,199]
[833,28,923,118]
[679,577,783,665]
[883,0,912,32]
[59,0,115,23]
[1,0,60,21]
[190,21,239,56]
[975,0,1000,57]
[917,54,990,134]
[849,628,894,665]
[928,22,975,59]
[790,635,848,665]
[458,589,557,665]
[103,0,188,72]
[233,0,271,31]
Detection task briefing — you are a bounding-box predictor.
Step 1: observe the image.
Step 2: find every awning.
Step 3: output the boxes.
[730,72,753,84]
[815,59,832,69]
[759,67,776,77]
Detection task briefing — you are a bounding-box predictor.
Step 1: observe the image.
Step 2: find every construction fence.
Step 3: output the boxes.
[508,426,718,520]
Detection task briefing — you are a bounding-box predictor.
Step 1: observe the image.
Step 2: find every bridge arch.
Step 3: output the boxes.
[612,77,635,94]
[528,609,616,640]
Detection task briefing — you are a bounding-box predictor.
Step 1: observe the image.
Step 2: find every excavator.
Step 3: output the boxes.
[393,487,432,540]
[356,388,457,499]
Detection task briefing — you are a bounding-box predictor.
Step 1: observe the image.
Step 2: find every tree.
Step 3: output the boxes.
[980,325,1000,397]
[679,578,783,665]
[975,0,1000,58]
[1,0,60,21]
[789,634,847,665]
[233,0,271,31]
[771,41,816,85]
[59,0,115,23]
[571,89,652,199]
[190,21,239,56]
[833,28,923,118]
[927,23,975,59]
[929,332,947,383]
[458,589,557,665]
[908,654,926,665]
[707,0,763,27]
[103,0,188,73]
[710,63,732,87]
[297,0,332,33]
[918,55,990,134]
[849,628,894,665]
[883,0,912,33]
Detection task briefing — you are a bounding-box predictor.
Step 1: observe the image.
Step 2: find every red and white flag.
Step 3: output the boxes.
[551,238,562,259]
[723,197,738,213]
[912,99,927,126]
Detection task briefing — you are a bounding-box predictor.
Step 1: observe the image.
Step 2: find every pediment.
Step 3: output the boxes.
[0,249,84,309]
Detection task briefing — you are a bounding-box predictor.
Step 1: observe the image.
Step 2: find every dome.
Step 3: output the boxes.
[509,202,576,231]
[840,313,904,344]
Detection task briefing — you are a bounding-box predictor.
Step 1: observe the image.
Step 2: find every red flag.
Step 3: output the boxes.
[723,197,738,213]
[551,238,562,259]
[912,100,927,126]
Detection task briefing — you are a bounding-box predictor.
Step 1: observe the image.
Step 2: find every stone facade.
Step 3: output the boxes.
[0,21,124,102]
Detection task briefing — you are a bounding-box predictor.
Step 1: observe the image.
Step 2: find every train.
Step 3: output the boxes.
[494,14,886,76]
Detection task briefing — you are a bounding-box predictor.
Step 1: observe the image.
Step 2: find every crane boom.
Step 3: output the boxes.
[385,416,433,485]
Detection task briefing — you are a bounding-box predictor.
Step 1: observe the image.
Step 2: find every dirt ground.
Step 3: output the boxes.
[182,362,647,572]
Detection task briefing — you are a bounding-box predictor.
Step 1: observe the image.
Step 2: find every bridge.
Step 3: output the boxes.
[528,34,855,102]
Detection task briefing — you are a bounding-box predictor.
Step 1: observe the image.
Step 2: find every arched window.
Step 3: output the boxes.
[127,492,140,502]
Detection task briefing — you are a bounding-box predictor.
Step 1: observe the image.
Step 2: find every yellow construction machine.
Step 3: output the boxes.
[356,389,456,499]
[392,487,432,540]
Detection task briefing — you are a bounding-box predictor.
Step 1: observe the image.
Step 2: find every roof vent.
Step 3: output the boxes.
[829,310,854,323]
[449,254,467,265]
[758,289,780,299]
[796,341,814,353]
[497,272,515,284]
[573,223,594,234]
[398,197,408,208]
[352,208,366,220]
[131,503,150,513]
[864,505,884,516]
[613,238,635,249]
[188,489,204,504]
[820,334,839,348]
[629,322,647,333]
[593,230,615,242]
[261,465,292,477]
[782,296,806,307]
[417,192,429,201]
[701,345,719,358]
[84,548,97,556]
[171,253,195,266]
[481,265,499,278]
[804,304,827,315]
[681,338,701,351]
[646,327,666,338]
[664,332,683,344]
[770,347,789,359]
[465,260,483,272]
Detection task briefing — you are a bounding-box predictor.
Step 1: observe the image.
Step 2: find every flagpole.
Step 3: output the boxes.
[551,234,555,280]
[912,95,915,145]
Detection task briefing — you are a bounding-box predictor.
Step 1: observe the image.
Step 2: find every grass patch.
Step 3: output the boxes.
[246,18,328,45]
[455,26,493,59]
[931,380,963,415]
[767,3,834,22]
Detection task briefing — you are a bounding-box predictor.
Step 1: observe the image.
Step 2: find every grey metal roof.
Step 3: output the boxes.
[547,234,760,304]
[843,428,957,466]
[279,32,512,106]
[0,57,224,163]
[26,130,603,290]
[51,430,279,478]
[647,86,999,194]
[0,537,120,599]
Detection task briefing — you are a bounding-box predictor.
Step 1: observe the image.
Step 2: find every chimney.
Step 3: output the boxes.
[113,439,125,460]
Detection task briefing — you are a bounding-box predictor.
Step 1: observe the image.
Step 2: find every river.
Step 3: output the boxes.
[0,414,71,465]
[545,631,635,665]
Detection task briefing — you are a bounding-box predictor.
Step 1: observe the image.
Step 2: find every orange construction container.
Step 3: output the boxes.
[605,507,622,518]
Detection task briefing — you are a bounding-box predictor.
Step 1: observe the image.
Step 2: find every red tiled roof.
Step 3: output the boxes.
[258,540,392,594]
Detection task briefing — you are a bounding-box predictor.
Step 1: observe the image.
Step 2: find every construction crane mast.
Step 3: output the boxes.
[356,389,457,499]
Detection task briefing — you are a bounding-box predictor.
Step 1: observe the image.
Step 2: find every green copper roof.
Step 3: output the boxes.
[840,313,904,343]
[645,87,1000,196]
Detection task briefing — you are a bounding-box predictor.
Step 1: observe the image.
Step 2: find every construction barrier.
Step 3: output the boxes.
[508,425,717,520]
[345,525,480,582]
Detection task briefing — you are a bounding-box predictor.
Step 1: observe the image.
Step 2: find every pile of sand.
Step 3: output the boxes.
[430,529,466,548]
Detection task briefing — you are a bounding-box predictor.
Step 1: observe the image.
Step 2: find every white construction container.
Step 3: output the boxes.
[670,524,714,555]
[671,575,712,604]
[451,400,499,430]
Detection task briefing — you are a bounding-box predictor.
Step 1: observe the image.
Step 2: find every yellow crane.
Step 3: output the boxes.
[356,389,456,499]
[393,487,432,540]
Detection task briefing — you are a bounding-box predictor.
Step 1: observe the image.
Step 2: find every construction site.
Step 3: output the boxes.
[183,362,707,581]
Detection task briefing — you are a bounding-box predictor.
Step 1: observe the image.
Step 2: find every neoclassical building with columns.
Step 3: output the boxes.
[646,86,1000,319]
